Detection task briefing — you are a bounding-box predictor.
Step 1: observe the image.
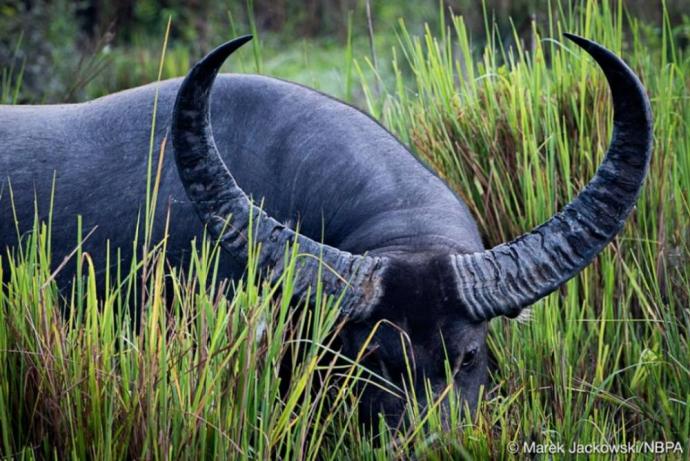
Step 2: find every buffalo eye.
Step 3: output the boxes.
[363,342,381,359]
[461,346,478,369]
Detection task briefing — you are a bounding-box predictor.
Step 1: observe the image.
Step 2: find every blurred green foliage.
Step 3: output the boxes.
[2,0,688,104]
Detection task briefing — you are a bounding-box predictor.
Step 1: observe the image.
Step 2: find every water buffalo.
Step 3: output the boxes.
[0,34,652,426]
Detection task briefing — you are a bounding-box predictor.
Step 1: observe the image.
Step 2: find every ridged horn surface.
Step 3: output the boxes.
[171,36,387,317]
[451,34,653,321]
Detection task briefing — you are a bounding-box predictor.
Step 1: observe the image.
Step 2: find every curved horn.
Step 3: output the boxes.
[171,36,386,317]
[452,34,653,321]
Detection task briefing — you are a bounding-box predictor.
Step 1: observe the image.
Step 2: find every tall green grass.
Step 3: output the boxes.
[1,0,689,459]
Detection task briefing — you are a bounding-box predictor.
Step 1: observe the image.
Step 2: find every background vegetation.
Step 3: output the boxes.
[1,0,689,459]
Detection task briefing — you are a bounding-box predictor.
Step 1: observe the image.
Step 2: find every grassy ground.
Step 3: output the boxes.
[1,1,689,459]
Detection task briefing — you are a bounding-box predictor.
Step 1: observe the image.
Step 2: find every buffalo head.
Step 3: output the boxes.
[171,34,652,427]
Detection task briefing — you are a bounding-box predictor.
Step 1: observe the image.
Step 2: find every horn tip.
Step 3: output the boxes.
[230,34,253,47]
[563,33,594,50]
[206,35,253,65]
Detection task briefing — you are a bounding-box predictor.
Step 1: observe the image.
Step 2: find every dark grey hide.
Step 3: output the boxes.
[1,34,652,428]
[0,58,481,294]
